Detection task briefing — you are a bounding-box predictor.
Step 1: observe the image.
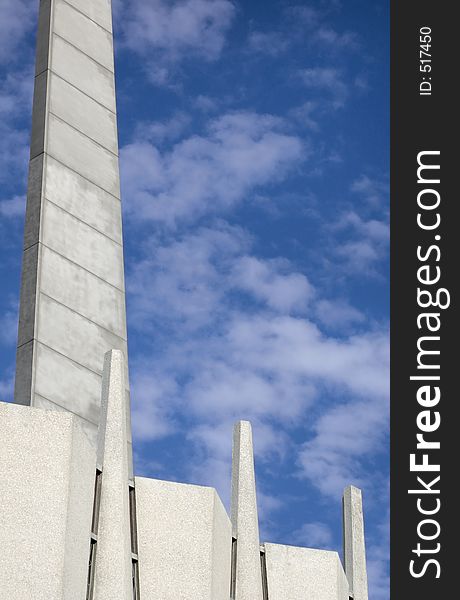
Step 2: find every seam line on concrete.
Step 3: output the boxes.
[34,337,130,386]
[35,67,48,79]
[31,338,105,380]
[52,31,114,76]
[39,241,126,294]
[44,197,123,246]
[33,393,99,426]
[44,153,121,201]
[40,291,127,343]
[60,0,113,36]
[48,111,119,158]
[49,70,117,116]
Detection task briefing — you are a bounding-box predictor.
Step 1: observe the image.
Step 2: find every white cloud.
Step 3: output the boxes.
[314,27,358,50]
[194,95,219,112]
[330,210,389,274]
[121,111,305,226]
[315,298,366,330]
[293,521,333,549]
[135,111,192,145]
[298,385,389,498]
[120,0,235,63]
[351,174,389,207]
[231,256,313,313]
[0,67,34,184]
[127,223,389,506]
[0,0,36,65]
[366,507,390,600]
[247,31,289,57]
[0,195,25,219]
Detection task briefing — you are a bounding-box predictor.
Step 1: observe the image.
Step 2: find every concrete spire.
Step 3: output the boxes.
[342,485,369,600]
[13,0,132,466]
[94,350,133,600]
[231,420,264,600]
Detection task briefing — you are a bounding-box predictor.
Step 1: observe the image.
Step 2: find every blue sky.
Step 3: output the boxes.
[0,0,389,597]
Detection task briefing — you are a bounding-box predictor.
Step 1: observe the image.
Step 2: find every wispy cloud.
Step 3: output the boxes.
[293,521,334,549]
[119,0,235,85]
[299,68,349,109]
[127,222,389,509]
[0,0,36,65]
[247,31,290,57]
[121,111,305,226]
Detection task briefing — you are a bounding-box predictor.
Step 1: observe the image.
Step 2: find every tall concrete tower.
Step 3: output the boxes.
[0,2,369,599]
[13,0,131,464]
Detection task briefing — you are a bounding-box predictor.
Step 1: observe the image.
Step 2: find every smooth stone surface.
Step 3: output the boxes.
[36,293,127,375]
[39,245,126,339]
[41,199,124,290]
[48,72,118,154]
[65,0,113,33]
[50,34,116,111]
[46,114,120,197]
[44,156,122,241]
[34,341,102,424]
[54,0,114,72]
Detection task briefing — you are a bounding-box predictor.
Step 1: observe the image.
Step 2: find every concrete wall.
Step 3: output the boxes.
[14,0,131,464]
[264,543,349,600]
[135,477,232,600]
[0,402,96,599]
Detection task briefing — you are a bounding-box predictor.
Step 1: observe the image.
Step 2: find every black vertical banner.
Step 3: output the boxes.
[391,2,457,598]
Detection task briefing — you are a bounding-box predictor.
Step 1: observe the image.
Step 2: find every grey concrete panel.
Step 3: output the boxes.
[30,70,48,160]
[264,544,349,600]
[50,34,116,112]
[94,351,133,599]
[34,341,102,424]
[0,402,96,600]
[35,0,51,75]
[65,0,113,33]
[47,114,120,197]
[36,293,127,376]
[16,244,39,348]
[44,156,122,242]
[13,341,34,406]
[136,477,232,599]
[41,200,124,289]
[39,244,126,339]
[23,155,45,250]
[54,0,114,72]
[48,72,118,154]
[343,486,368,600]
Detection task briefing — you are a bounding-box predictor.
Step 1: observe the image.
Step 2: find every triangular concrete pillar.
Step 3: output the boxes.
[93,350,133,600]
[231,420,264,600]
[343,485,369,600]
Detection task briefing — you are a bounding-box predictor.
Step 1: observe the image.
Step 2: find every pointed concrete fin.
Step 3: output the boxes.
[231,420,264,600]
[342,485,369,600]
[94,350,133,599]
